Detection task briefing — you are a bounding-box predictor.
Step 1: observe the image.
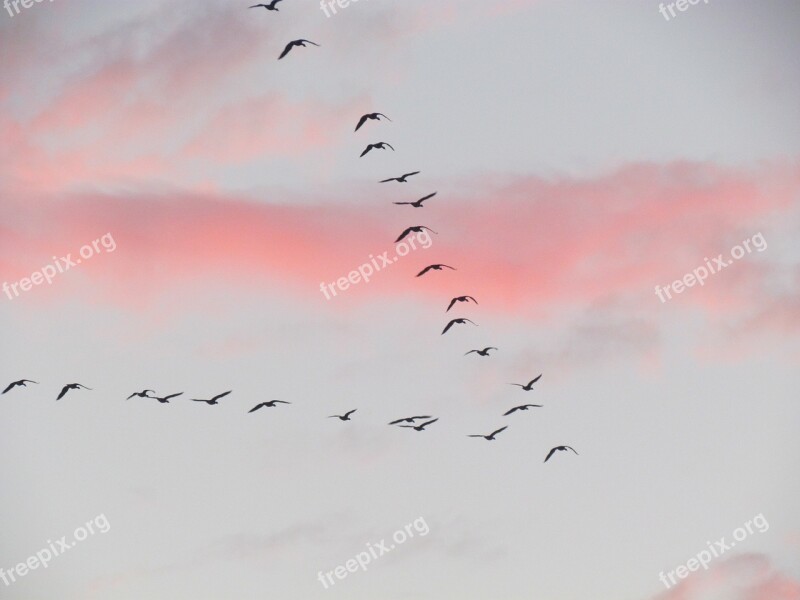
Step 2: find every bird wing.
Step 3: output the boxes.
[380,177,398,183]
[56,386,72,400]
[464,319,477,326]
[249,404,266,413]
[490,426,508,437]
[269,0,283,6]
[525,404,543,409]
[466,296,478,304]
[416,265,434,277]
[544,448,557,462]
[404,171,420,178]
[126,393,136,400]
[446,298,458,312]
[278,43,294,59]
[355,115,369,131]
[2,382,16,394]
[418,192,437,202]
[527,374,543,387]
[344,409,357,418]
[421,226,438,234]
[441,320,456,335]
[395,227,412,243]
[398,425,415,429]
[440,265,456,270]
[191,399,209,403]
[376,113,392,121]
[385,143,395,151]
[301,40,321,46]
[388,418,406,425]
[503,407,520,416]
[467,435,484,438]
[566,446,579,455]
[509,383,524,388]
[464,350,478,355]
[274,400,290,404]
[420,419,438,428]
[393,201,413,205]
[360,145,373,157]
[212,391,232,402]
[163,393,183,400]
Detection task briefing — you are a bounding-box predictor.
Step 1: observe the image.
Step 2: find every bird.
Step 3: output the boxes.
[329,409,357,421]
[191,391,232,405]
[126,389,155,400]
[56,383,92,401]
[468,426,508,441]
[417,263,455,277]
[441,318,478,335]
[395,226,437,243]
[400,418,439,432]
[360,142,394,158]
[465,347,497,357]
[2,379,38,394]
[388,415,432,425]
[446,295,478,312]
[355,113,392,132]
[394,192,436,208]
[278,39,320,60]
[249,0,282,10]
[153,393,183,404]
[544,446,579,463]
[380,171,420,183]
[249,400,291,413]
[503,404,543,416]
[509,374,542,391]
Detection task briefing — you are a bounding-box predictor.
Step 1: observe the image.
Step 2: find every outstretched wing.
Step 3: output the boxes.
[416,265,434,277]
[527,374,543,387]
[163,393,183,401]
[278,42,295,59]
[441,320,457,335]
[360,144,373,157]
[212,391,233,402]
[566,446,579,455]
[2,382,17,394]
[344,409,357,418]
[464,350,478,355]
[503,406,520,416]
[354,115,370,132]
[420,419,438,428]
[491,426,508,437]
[446,298,459,312]
[395,227,412,243]
[249,403,266,413]
[418,192,437,203]
[544,448,557,463]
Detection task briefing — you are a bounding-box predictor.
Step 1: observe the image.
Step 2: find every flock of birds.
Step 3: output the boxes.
[1,2,578,466]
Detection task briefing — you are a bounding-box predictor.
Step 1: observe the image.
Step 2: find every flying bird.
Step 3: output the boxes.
[355,113,392,132]
[360,142,394,157]
[417,263,455,277]
[388,415,432,425]
[468,426,508,441]
[56,383,92,401]
[395,226,437,243]
[278,39,320,60]
[191,391,232,405]
[2,379,38,394]
[394,192,436,208]
[380,171,420,183]
[544,446,579,463]
[465,347,497,357]
[153,393,183,404]
[400,418,439,432]
[329,409,357,421]
[441,318,477,335]
[503,404,543,416]
[249,400,291,413]
[126,389,155,400]
[509,374,542,391]
[249,0,283,10]
[446,295,478,312]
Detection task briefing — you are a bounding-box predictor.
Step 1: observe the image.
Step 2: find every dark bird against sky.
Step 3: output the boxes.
[249,400,291,413]
[127,389,155,400]
[2,380,38,394]
[360,142,395,157]
[465,347,497,357]
[468,426,508,441]
[394,192,437,208]
[395,226,437,243]
[503,404,543,416]
[355,113,392,132]
[441,318,478,335]
[446,295,478,312]
[191,391,233,405]
[544,446,579,463]
[153,393,183,404]
[249,0,283,10]
[417,263,455,277]
[329,409,357,421]
[509,374,543,391]
[380,171,420,183]
[400,418,439,432]
[278,39,320,60]
[388,415,432,425]
[56,383,92,401]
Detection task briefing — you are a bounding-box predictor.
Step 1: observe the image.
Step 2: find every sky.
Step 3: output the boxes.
[1,1,799,599]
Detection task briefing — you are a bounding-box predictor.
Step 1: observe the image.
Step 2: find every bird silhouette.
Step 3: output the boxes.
[278,39,320,60]
[441,318,478,335]
[465,347,497,357]
[360,142,394,157]
[468,426,508,441]
[446,295,478,312]
[417,264,455,277]
[329,409,357,421]
[503,404,543,416]
[2,379,38,394]
[509,374,542,391]
[400,418,438,432]
[394,192,436,208]
[380,171,420,183]
[56,383,92,401]
[388,415,432,425]
[249,0,282,10]
[126,389,155,400]
[153,393,183,404]
[544,446,579,463]
[249,400,291,413]
[355,113,392,132]
[395,226,437,243]
[191,391,232,405]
